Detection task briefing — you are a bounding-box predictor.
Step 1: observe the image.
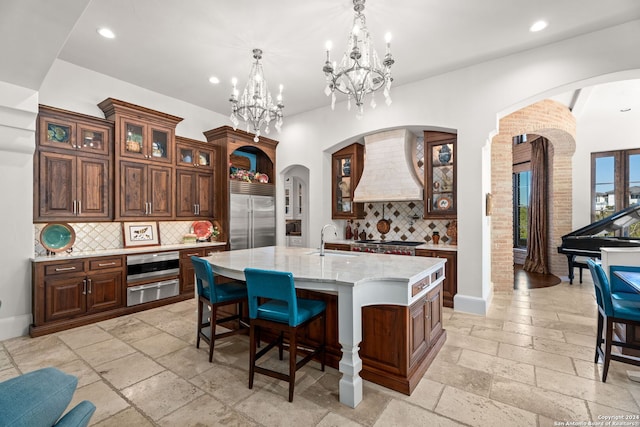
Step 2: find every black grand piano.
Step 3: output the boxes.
[558,203,640,284]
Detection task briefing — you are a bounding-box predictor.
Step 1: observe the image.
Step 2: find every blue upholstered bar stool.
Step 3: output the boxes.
[191,256,248,362]
[244,268,326,402]
[587,259,640,381]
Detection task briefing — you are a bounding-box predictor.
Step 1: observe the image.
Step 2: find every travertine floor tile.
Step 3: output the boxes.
[156,345,215,379]
[75,338,136,367]
[121,370,204,421]
[498,343,575,374]
[58,358,101,388]
[536,367,640,413]
[587,401,640,421]
[502,320,566,341]
[435,385,537,426]
[96,352,165,390]
[531,318,597,336]
[0,366,19,382]
[93,407,154,427]
[0,348,11,370]
[564,331,595,348]
[470,326,533,347]
[424,359,493,397]
[69,380,130,424]
[457,349,535,385]
[489,376,590,422]
[157,394,257,426]
[532,337,594,362]
[234,387,328,427]
[130,331,188,358]
[443,331,499,356]
[57,325,113,349]
[317,412,365,427]
[375,399,465,427]
[11,340,78,372]
[98,316,163,343]
[300,372,390,426]
[401,378,445,411]
[189,362,260,406]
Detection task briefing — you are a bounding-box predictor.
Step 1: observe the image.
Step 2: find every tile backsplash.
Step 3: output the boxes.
[34,221,197,256]
[345,201,456,244]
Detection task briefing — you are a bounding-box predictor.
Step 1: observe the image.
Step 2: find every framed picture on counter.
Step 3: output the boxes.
[122,221,160,247]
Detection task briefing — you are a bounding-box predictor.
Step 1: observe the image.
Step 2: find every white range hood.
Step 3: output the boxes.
[353,129,423,202]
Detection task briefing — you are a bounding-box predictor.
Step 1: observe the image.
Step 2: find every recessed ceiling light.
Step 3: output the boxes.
[208,76,220,84]
[97,27,115,39]
[529,20,548,32]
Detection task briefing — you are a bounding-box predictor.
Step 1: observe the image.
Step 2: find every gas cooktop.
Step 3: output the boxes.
[355,240,424,247]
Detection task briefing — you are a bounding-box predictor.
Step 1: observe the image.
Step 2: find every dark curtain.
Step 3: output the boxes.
[523,137,549,274]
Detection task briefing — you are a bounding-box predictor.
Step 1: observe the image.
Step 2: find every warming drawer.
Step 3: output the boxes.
[126,278,179,306]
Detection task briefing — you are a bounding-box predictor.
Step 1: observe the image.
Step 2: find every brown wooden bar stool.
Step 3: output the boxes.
[244,267,326,402]
[191,256,248,362]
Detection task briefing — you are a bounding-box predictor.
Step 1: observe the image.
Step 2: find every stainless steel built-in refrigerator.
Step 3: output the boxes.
[229,182,276,250]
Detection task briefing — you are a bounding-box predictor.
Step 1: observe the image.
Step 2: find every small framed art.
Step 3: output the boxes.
[122,221,160,247]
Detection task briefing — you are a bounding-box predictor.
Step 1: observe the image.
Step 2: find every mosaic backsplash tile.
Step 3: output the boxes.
[34,221,196,256]
[346,201,455,244]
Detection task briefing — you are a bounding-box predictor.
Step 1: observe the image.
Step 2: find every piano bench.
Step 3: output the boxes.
[574,260,589,284]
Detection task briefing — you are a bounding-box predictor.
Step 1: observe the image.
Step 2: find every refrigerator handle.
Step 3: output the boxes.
[247,196,253,248]
[249,196,254,248]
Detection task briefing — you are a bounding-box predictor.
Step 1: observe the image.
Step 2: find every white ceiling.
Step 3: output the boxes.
[2,0,640,117]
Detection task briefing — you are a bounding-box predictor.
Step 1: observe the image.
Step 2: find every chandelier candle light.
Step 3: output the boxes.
[230,48,284,143]
[323,0,394,118]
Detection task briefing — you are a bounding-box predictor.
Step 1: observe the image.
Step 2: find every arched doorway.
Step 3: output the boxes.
[282,165,310,248]
[490,100,577,293]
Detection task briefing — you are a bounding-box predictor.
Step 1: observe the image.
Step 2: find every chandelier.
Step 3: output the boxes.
[230,48,284,142]
[323,0,394,118]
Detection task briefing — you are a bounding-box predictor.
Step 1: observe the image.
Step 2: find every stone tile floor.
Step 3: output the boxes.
[2,279,640,426]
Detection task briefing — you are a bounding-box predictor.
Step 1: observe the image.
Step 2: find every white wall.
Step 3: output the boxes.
[1,20,640,337]
[0,81,38,339]
[572,79,640,230]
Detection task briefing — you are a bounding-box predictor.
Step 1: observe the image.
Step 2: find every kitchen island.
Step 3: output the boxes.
[204,246,447,408]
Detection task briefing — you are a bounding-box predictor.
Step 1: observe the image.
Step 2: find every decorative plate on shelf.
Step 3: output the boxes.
[191,220,214,241]
[40,223,76,253]
[435,196,452,210]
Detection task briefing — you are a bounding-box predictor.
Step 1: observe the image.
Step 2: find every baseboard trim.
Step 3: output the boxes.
[453,293,490,316]
[0,313,32,340]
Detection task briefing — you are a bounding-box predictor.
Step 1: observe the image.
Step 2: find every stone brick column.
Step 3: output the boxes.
[491,100,576,293]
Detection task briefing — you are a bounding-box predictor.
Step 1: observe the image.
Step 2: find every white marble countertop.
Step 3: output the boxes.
[204,246,446,287]
[326,239,458,252]
[32,241,227,262]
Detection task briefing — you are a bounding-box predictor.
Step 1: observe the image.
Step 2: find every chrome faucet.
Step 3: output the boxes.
[320,224,338,256]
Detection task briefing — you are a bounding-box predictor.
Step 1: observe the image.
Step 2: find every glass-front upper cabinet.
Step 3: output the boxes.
[120,118,173,163]
[424,131,457,218]
[176,138,214,169]
[332,143,364,219]
[38,106,112,156]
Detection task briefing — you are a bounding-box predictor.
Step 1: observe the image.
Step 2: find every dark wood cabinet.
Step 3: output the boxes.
[415,249,457,308]
[323,242,353,252]
[294,281,446,396]
[204,126,278,242]
[176,168,214,218]
[35,106,113,221]
[99,98,183,220]
[179,246,226,295]
[119,161,173,218]
[331,143,365,219]
[424,131,457,219]
[37,256,125,325]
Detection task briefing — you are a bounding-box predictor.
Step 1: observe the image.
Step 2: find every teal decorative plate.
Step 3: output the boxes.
[40,223,76,253]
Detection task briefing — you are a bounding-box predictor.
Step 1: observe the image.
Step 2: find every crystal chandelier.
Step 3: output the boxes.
[323,0,394,118]
[230,48,284,142]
